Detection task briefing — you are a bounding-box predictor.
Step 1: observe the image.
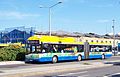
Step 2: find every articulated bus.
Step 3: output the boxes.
[25,35,112,63]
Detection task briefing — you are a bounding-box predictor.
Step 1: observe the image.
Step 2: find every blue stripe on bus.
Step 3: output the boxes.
[32,56,79,62]
[89,54,102,59]
[38,57,52,62]
[89,54,112,59]
[105,54,112,58]
[26,54,112,62]
[58,56,78,61]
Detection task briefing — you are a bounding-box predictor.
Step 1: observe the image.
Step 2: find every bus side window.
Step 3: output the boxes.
[42,49,46,53]
[57,44,64,53]
[41,44,49,53]
[58,47,62,53]
[53,45,57,53]
[61,50,64,53]
[96,46,99,52]
[78,45,84,52]
[48,45,54,53]
[90,48,94,52]
[90,45,94,52]
[64,45,74,53]
[72,46,78,53]
[48,45,57,53]
[109,46,112,52]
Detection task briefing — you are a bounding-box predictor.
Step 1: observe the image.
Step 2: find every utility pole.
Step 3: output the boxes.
[112,19,115,56]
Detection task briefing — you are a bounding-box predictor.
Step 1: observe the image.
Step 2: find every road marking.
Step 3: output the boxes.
[104,72,120,77]
[58,71,88,76]
[78,75,89,77]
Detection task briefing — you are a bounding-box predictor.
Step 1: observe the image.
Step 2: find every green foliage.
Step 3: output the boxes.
[83,62,91,65]
[0,45,26,61]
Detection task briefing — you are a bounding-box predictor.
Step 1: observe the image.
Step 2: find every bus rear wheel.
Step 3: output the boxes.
[77,55,82,61]
[52,56,58,63]
[102,54,105,59]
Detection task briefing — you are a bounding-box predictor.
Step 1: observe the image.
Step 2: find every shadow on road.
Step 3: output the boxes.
[104,61,120,66]
[0,64,26,68]
[0,71,4,73]
[105,74,120,77]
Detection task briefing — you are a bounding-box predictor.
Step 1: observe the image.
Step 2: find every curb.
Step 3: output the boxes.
[0,61,25,66]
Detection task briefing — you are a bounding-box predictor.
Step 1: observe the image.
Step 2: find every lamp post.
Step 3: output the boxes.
[112,19,115,56]
[40,2,62,36]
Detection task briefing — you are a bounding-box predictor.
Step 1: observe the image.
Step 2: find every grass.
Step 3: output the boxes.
[83,62,91,65]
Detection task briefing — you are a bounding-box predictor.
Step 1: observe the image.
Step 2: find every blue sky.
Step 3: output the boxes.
[0,0,120,34]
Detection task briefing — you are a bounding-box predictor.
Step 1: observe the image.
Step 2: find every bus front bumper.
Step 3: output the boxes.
[25,57,53,63]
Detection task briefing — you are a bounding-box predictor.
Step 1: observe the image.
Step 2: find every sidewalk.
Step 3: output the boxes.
[0,61,25,66]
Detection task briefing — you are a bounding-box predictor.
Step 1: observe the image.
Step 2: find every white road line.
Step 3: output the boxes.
[58,71,88,76]
[104,72,120,77]
[78,75,89,77]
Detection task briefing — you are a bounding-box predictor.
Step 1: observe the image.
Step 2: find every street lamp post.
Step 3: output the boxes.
[49,8,51,36]
[112,19,115,56]
[40,2,62,36]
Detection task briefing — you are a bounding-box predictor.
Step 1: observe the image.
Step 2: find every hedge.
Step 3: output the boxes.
[0,45,26,61]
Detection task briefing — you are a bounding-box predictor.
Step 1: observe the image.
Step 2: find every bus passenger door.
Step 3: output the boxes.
[84,42,89,59]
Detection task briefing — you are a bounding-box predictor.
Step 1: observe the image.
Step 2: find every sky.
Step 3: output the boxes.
[0,0,120,35]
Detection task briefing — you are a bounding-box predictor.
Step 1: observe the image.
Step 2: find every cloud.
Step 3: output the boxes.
[97,19,109,23]
[0,11,41,19]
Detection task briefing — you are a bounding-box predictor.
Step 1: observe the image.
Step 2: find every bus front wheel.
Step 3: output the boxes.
[77,55,82,61]
[52,56,58,63]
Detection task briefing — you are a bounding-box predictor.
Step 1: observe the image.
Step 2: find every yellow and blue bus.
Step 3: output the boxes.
[25,35,112,63]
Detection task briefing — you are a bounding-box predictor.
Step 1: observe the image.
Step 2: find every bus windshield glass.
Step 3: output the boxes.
[27,40,43,53]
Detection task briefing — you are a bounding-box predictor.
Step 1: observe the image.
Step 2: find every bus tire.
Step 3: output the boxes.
[52,56,58,63]
[102,54,105,59]
[77,55,82,61]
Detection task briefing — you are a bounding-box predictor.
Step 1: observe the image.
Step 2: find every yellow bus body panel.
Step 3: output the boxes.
[89,42,112,45]
[28,35,84,45]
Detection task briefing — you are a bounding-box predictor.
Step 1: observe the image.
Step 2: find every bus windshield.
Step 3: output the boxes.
[27,44,42,53]
[27,42,59,53]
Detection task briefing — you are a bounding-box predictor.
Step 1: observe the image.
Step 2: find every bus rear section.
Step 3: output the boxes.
[83,42,112,60]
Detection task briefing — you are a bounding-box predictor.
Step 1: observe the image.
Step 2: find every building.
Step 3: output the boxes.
[36,31,120,47]
[0,27,35,44]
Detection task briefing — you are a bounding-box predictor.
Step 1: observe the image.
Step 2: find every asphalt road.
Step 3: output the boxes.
[0,56,119,69]
[27,56,120,77]
[53,65,120,77]
[0,56,120,77]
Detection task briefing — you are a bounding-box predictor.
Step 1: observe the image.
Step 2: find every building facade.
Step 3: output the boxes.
[0,27,35,44]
